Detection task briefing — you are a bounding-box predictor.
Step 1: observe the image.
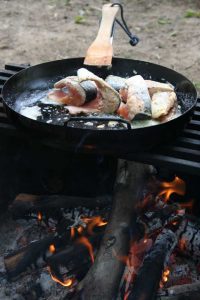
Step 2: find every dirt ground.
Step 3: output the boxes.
[0,0,200,90]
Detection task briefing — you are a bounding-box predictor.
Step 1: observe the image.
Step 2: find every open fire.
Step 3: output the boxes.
[0,163,200,300]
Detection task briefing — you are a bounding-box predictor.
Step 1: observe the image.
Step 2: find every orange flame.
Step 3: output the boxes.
[81,216,107,235]
[37,212,42,221]
[159,176,186,202]
[47,266,73,287]
[49,244,56,253]
[160,268,170,287]
[77,236,94,263]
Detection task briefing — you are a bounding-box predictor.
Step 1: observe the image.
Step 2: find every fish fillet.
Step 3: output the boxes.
[145,80,174,97]
[126,75,152,120]
[151,91,177,119]
[77,68,121,113]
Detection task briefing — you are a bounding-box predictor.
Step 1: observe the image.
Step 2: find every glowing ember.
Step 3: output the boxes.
[179,199,194,209]
[47,266,73,287]
[77,236,94,263]
[49,244,56,253]
[179,238,187,252]
[37,212,42,221]
[71,227,75,239]
[159,176,186,202]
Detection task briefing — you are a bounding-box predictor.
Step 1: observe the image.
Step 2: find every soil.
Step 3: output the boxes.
[0,0,200,90]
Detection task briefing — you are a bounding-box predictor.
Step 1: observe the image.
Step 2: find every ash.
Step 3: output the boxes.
[0,206,106,300]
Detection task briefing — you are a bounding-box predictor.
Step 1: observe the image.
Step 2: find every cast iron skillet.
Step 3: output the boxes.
[1,57,197,154]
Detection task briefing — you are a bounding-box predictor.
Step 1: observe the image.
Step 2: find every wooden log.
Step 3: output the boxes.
[47,233,103,282]
[72,161,153,300]
[127,229,178,300]
[157,281,200,300]
[9,193,112,218]
[4,234,56,279]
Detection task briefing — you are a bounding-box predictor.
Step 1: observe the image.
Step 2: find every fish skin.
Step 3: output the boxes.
[49,76,86,106]
[77,68,121,113]
[151,91,177,119]
[105,75,127,91]
[126,75,152,120]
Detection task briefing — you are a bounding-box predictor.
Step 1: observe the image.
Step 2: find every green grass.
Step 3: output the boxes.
[185,9,200,18]
[74,15,86,24]
[157,18,172,25]
[194,82,200,90]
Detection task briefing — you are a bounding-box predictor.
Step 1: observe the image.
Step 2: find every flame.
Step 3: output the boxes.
[81,216,107,235]
[159,176,186,202]
[37,212,42,221]
[47,266,73,287]
[77,236,94,263]
[49,244,56,253]
[160,268,170,287]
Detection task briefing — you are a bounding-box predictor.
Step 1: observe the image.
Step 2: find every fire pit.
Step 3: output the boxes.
[0,64,200,300]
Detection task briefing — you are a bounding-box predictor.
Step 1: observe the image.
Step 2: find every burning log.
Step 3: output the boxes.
[9,193,111,218]
[72,161,153,300]
[127,229,178,300]
[47,233,103,283]
[4,234,56,279]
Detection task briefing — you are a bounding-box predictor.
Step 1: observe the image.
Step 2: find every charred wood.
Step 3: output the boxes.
[72,161,153,300]
[10,193,111,218]
[47,233,102,282]
[128,229,178,300]
[4,234,56,279]
[157,281,200,300]
[176,218,200,259]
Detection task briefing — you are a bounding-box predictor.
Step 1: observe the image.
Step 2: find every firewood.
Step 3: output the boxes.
[157,281,200,300]
[4,234,56,279]
[71,161,153,300]
[127,229,178,300]
[47,233,103,282]
[9,193,112,218]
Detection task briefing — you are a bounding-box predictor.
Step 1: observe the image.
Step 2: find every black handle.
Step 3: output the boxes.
[64,115,131,130]
[111,3,139,46]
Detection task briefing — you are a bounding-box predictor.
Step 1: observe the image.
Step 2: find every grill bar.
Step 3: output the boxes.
[0,63,199,175]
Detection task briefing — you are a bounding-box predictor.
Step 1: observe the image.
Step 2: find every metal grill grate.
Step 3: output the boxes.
[0,64,199,175]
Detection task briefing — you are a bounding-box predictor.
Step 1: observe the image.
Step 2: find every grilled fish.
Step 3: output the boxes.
[145,80,174,97]
[126,75,152,120]
[48,76,97,106]
[151,91,177,119]
[78,68,121,113]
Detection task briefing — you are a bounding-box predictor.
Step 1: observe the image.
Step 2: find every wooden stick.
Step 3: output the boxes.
[9,193,111,218]
[72,161,152,300]
[4,234,55,279]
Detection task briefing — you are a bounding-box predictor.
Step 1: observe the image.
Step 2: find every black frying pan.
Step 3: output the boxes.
[2,57,197,154]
